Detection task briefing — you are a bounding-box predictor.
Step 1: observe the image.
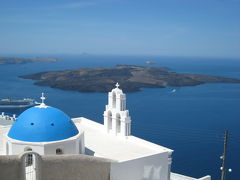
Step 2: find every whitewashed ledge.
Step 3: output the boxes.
[171,173,211,180]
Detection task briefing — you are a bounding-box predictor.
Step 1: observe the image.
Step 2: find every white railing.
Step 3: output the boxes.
[0,112,16,121]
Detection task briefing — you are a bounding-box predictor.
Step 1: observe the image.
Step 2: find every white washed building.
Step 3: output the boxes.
[0,85,211,180]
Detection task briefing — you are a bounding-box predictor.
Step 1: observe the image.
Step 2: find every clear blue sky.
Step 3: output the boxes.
[0,0,240,58]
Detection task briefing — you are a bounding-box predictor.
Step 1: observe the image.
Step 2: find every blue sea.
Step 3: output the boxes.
[0,55,240,180]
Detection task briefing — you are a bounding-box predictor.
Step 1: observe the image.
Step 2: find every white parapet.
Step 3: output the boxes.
[171,173,211,180]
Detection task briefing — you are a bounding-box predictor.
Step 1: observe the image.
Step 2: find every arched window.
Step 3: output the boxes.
[24,147,33,166]
[56,148,63,155]
[108,111,112,130]
[116,113,121,133]
[24,147,32,151]
[112,92,116,108]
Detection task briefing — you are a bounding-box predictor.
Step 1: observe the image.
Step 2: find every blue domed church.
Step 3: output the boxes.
[5,94,84,155]
[0,86,210,180]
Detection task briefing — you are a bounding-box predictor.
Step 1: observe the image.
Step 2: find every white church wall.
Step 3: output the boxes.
[110,152,169,180]
[9,141,44,155]
[5,132,84,155]
[80,132,85,154]
[0,126,11,155]
[44,133,84,155]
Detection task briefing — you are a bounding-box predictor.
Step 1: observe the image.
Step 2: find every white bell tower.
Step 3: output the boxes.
[103,83,131,137]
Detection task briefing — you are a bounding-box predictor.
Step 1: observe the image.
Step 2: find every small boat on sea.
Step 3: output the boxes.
[171,89,176,93]
[0,98,39,109]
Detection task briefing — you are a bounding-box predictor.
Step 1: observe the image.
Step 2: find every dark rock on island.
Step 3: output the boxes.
[0,57,57,65]
[20,65,240,92]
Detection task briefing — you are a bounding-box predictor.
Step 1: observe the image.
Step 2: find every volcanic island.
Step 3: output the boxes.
[20,65,240,92]
[0,57,57,65]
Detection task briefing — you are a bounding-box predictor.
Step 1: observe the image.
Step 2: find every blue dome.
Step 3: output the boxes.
[8,106,79,142]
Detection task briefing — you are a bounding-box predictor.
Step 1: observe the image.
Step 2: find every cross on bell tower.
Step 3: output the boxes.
[115,82,120,89]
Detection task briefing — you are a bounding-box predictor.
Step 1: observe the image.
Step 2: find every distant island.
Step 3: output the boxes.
[20,65,240,92]
[0,57,57,65]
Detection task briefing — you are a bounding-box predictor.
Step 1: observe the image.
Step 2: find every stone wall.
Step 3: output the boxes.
[41,154,112,180]
[0,155,23,180]
[0,153,112,180]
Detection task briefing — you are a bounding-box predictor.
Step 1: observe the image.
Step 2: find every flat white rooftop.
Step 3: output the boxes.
[73,117,173,162]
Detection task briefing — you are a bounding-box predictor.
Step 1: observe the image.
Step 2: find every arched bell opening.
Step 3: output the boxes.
[116,113,121,134]
[112,91,116,108]
[108,111,112,131]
